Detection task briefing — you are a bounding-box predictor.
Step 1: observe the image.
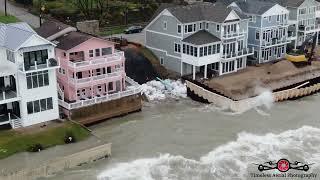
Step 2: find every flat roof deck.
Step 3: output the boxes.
[199,60,320,100]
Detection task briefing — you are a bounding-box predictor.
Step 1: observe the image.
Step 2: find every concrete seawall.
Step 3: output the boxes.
[0,143,111,180]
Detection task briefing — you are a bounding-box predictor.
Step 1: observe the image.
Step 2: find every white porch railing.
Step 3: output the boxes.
[0,90,18,101]
[68,51,124,69]
[261,38,291,47]
[221,47,254,60]
[298,24,320,33]
[59,77,141,110]
[19,58,60,72]
[69,69,123,85]
[222,30,246,39]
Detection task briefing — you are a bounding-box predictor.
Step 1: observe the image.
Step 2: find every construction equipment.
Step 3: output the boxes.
[286,32,317,64]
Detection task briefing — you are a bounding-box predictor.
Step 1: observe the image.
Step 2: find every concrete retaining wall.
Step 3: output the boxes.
[70,94,142,125]
[0,143,111,180]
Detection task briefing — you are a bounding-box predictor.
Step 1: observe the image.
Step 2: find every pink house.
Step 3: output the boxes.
[54,32,126,103]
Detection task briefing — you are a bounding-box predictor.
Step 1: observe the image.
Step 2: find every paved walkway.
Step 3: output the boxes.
[0,0,40,27]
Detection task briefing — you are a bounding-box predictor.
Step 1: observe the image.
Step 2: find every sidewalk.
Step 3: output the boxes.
[0,0,40,27]
[0,135,105,174]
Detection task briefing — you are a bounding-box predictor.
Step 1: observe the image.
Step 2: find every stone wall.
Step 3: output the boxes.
[0,143,111,180]
[76,20,99,35]
[70,94,142,125]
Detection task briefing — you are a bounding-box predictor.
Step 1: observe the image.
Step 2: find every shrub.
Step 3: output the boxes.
[64,131,76,144]
[27,143,44,152]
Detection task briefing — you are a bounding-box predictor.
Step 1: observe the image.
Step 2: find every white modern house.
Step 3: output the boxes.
[0,22,60,128]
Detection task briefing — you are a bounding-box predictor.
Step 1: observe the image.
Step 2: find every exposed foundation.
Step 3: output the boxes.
[61,94,142,125]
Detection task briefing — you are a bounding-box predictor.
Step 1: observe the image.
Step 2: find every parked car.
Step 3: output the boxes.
[124,26,143,34]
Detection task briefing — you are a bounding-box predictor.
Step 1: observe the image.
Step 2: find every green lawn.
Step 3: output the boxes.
[0,13,20,24]
[99,26,127,36]
[0,121,91,159]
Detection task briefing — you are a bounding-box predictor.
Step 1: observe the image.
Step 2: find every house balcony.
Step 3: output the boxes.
[182,53,221,67]
[0,90,19,104]
[221,30,246,39]
[221,47,254,60]
[67,51,124,72]
[261,38,290,47]
[59,77,141,110]
[19,58,60,73]
[298,24,320,33]
[68,69,124,88]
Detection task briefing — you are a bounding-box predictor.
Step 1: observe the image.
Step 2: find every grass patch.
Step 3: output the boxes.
[0,121,90,159]
[99,26,127,36]
[0,13,20,24]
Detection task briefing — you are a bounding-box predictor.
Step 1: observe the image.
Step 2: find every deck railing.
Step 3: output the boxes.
[68,51,124,69]
[59,77,141,110]
[221,47,254,60]
[69,69,124,85]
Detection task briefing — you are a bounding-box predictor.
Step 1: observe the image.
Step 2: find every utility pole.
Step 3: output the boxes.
[4,0,7,16]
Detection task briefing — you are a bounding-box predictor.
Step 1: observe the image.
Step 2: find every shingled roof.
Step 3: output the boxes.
[165,2,243,23]
[36,20,72,39]
[271,0,306,7]
[182,30,221,45]
[54,31,92,50]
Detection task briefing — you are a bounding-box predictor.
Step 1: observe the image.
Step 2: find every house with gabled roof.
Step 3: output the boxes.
[225,0,290,63]
[0,22,60,128]
[145,2,253,80]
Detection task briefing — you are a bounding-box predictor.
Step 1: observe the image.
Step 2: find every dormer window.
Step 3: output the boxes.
[216,24,220,32]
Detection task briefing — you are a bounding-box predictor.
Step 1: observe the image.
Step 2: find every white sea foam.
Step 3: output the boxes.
[98,126,320,180]
[141,79,187,101]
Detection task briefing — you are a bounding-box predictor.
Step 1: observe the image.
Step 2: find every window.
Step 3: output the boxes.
[193,24,196,31]
[163,21,167,30]
[108,82,113,90]
[208,46,212,55]
[177,25,182,34]
[186,45,190,54]
[89,50,94,57]
[206,23,209,29]
[212,45,216,54]
[27,98,53,114]
[256,31,260,40]
[216,24,220,31]
[6,50,15,63]
[217,44,220,53]
[190,46,194,56]
[199,23,202,30]
[187,24,193,33]
[254,51,258,58]
[102,47,112,56]
[194,47,198,57]
[160,57,164,65]
[174,43,181,53]
[204,46,208,56]
[237,58,243,69]
[95,49,100,57]
[200,47,204,57]
[23,50,48,69]
[268,16,272,22]
[26,70,49,89]
[183,44,186,53]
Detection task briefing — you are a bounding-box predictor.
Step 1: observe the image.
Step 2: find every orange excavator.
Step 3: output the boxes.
[286,33,317,65]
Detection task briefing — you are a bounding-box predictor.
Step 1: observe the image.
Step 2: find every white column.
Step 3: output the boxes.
[316,31,319,45]
[180,62,183,76]
[219,62,222,75]
[192,65,196,80]
[204,65,207,79]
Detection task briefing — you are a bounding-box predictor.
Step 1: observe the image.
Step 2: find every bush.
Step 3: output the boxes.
[27,143,44,152]
[64,131,76,144]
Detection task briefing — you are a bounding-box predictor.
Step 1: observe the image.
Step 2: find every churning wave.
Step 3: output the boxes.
[97,126,320,180]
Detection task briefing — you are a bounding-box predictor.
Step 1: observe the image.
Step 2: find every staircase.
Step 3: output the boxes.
[9,113,23,129]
